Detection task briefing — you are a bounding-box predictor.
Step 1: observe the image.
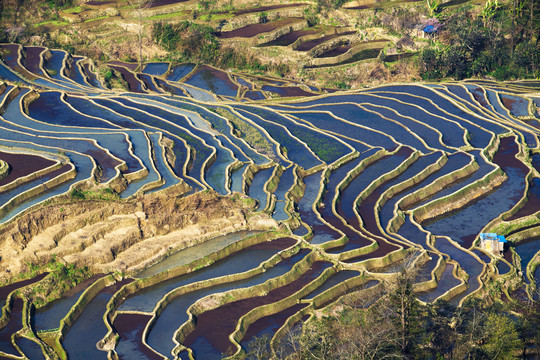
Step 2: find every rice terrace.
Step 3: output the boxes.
[0,2,539,358]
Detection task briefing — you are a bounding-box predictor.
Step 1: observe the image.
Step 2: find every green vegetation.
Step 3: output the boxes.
[84,15,108,23]
[420,0,540,80]
[70,187,119,201]
[34,20,69,27]
[214,107,276,160]
[151,21,269,72]
[98,65,129,90]
[23,257,89,307]
[62,6,84,14]
[265,272,539,360]
[144,10,190,21]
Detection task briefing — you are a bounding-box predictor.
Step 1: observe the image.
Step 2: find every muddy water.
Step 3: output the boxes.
[261,28,320,47]
[241,303,308,349]
[0,273,48,302]
[114,313,161,360]
[0,150,55,187]
[0,145,94,224]
[0,298,23,356]
[317,44,351,58]
[138,246,307,357]
[108,65,144,93]
[506,178,540,220]
[329,151,409,254]
[217,18,304,39]
[304,270,359,299]
[500,94,529,117]
[0,165,71,205]
[183,261,332,359]
[23,46,46,76]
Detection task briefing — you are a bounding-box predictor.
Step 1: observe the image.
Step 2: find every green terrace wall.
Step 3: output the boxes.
[0,160,9,180]
[174,249,322,354]
[412,166,507,224]
[397,154,479,212]
[100,230,291,346]
[228,266,341,358]
[0,159,65,194]
[308,40,388,67]
[0,163,77,220]
[221,6,309,32]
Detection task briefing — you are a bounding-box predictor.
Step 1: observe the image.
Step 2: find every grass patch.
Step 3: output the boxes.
[70,187,120,201]
[62,6,84,13]
[214,107,277,160]
[84,15,108,22]
[34,20,69,27]
[145,10,190,20]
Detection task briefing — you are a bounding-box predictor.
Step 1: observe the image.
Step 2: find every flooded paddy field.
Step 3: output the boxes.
[0,44,539,359]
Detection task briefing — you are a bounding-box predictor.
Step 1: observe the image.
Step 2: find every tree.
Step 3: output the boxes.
[128,0,152,71]
[387,271,422,355]
[481,314,522,359]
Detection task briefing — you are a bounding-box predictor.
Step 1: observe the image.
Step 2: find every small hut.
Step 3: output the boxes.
[479,233,506,255]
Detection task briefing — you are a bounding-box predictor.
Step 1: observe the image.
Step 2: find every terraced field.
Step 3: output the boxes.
[0,44,539,360]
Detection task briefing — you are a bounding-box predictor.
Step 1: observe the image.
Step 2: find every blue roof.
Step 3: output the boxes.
[480,233,506,242]
[423,25,436,33]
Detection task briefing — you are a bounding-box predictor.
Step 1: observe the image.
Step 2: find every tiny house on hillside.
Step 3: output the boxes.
[479,233,507,255]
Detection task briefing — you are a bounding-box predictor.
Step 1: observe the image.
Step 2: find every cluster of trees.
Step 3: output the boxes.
[246,272,539,360]
[420,0,539,80]
[152,21,289,74]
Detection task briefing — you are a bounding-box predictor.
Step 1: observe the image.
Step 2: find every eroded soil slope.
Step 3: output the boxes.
[0,189,277,282]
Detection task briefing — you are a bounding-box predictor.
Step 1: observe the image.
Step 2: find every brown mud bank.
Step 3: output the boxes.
[0,189,278,284]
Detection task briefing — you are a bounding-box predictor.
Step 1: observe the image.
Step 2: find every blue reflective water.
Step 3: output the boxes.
[299,171,341,245]
[290,111,396,150]
[230,163,248,193]
[272,167,295,221]
[145,249,310,357]
[121,235,294,312]
[16,336,46,360]
[304,270,359,299]
[62,292,111,359]
[167,64,196,82]
[143,63,170,76]
[417,263,461,303]
[237,109,321,169]
[249,167,274,210]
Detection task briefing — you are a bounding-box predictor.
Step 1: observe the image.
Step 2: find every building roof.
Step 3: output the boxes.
[480,233,506,242]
